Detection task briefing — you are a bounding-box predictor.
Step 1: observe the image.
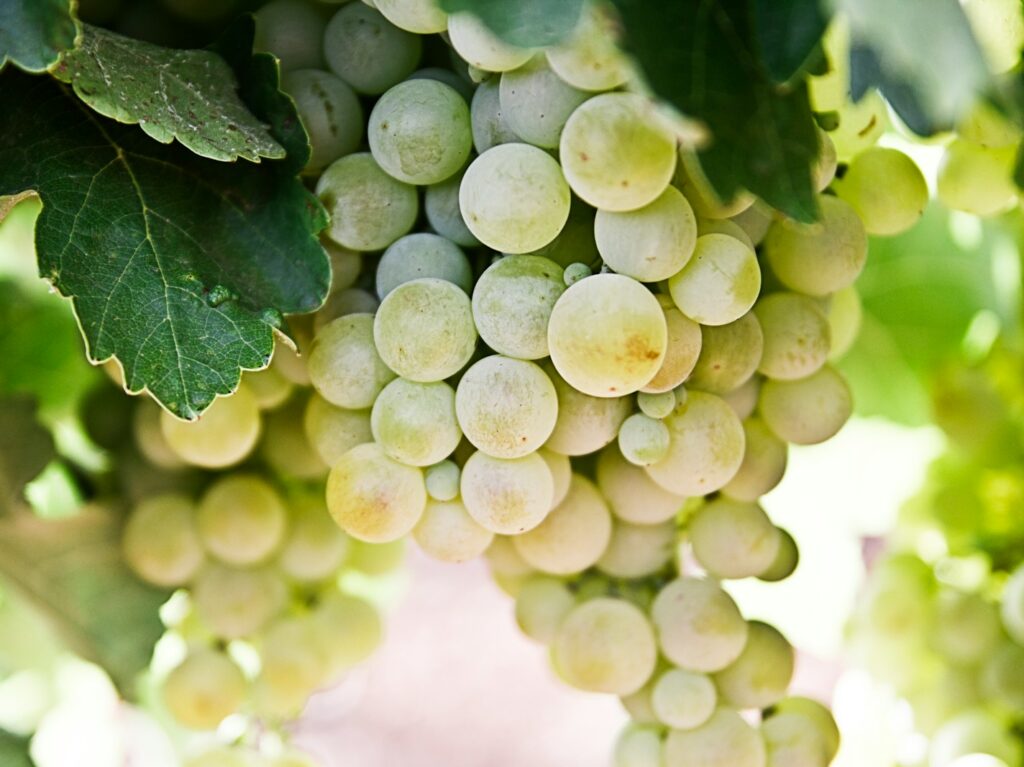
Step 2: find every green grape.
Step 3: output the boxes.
[981,641,1024,710]
[459,143,571,253]
[499,56,589,148]
[470,77,520,153]
[546,1,631,92]
[559,92,677,211]
[754,292,830,381]
[196,474,287,565]
[413,498,494,562]
[929,710,1023,767]
[122,494,204,587]
[347,537,406,575]
[425,459,461,502]
[812,129,838,193]
[460,450,554,534]
[425,169,482,247]
[314,287,381,334]
[596,445,686,525]
[833,147,927,236]
[486,534,536,579]
[371,378,462,467]
[553,597,658,694]
[687,312,765,395]
[160,385,261,469]
[620,677,660,725]
[259,398,329,480]
[324,3,422,94]
[759,365,852,445]
[310,592,383,675]
[272,341,311,387]
[327,442,426,542]
[964,0,1024,73]
[757,527,798,582]
[455,355,558,458]
[1002,563,1024,643]
[730,202,775,247]
[722,418,788,502]
[472,255,565,360]
[532,195,601,268]
[713,621,794,708]
[697,217,754,249]
[281,69,363,173]
[673,152,755,219]
[664,707,767,767]
[931,589,1001,665]
[374,0,448,33]
[597,518,675,578]
[617,413,671,466]
[595,185,698,282]
[651,668,717,730]
[278,495,350,583]
[192,563,288,639]
[957,100,1020,148]
[668,234,761,326]
[638,390,675,419]
[614,725,664,767]
[303,394,373,466]
[766,698,840,762]
[827,285,862,361]
[764,195,867,297]
[515,574,575,643]
[828,90,888,161]
[316,153,419,251]
[324,241,362,295]
[308,314,395,409]
[761,713,830,767]
[258,615,331,717]
[539,448,572,508]
[544,363,632,455]
[548,274,668,397]
[254,0,325,72]
[646,390,745,496]
[688,498,781,580]
[374,278,478,382]
[642,302,703,394]
[937,140,1018,217]
[447,12,534,72]
[162,649,247,730]
[375,234,472,300]
[244,365,294,411]
[513,474,612,574]
[409,66,474,102]
[722,375,761,420]
[563,262,591,285]
[650,577,749,672]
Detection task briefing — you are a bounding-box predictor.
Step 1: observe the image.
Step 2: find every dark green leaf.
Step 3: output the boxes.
[0,0,77,74]
[439,0,584,48]
[0,71,330,420]
[612,0,820,222]
[0,398,55,507]
[753,0,830,83]
[849,44,937,135]
[0,729,33,767]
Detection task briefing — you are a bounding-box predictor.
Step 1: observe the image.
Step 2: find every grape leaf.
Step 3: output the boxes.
[51,24,285,164]
[612,0,820,223]
[0,729,33,767]
[439,0,584,47]
[0,398,55,507]
[753,0,830,83]
[0,0,77,74]
[0,71,330,420]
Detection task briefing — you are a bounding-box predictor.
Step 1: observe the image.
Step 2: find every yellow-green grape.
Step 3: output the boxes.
[767,697,840,762]
[375,233,473,299]
[664,707,767,767]
[546,1,631,92]
[937,139,1018,217]
[327,442,426,542]
[534,195,601,269]
[597,519,676,578]
[553,597,658,694]
[281,69,363,173]
[539,448,572,508]
[689,498,781,580]
[259,399,329,480]
[303,394,372,467]
[754,292,831,381]
[638,390,675,419]
[324,238,363,293]
[122,495,204,587]
[310,592,383,676]
[931,589,1001,665]
[595,185,698,282]
[324,3,421,94]
[470,77,519,153]
[560,92,677,211]
[253,0,325,72]
[721,418,788,502]
[722,375,761,420]
[614,725,663,767]
[597,445,686,525]
[827,285,862,361]
[371,379,461,467]
[650,577,749,672]
[162,648,247,730]
[460,450,554,534]
[271,341,311,386]
[374,278,478,382]
[374,0,448,33]
[413,498,494,562]
[828,90,889,161]
[499,56,590,149]
[696,217,754,250]
[196,474,287,565]
[347,537,406,575]
[617,413,671,466]
[544,363,632,455]
[687,312,765,395]
[1002,562,1024,644]
[834,147,928,236]
[761,713,830,767]
[764,195,867,297]
[425,459,460,502]
[447,11,534,71]
[193,563,287,638]
[278,495,351,583]
[669,234,761,326]
[813,129,838,192]
[651,668,717,730]
[133,399,186,469]
[929,710,1023,767]
[964,0,1024,73]
[620,677,660,724]
[160,386,261,469]
[646,390,746,496]
[257,615,331,718]
[957,101,1020,148]
[424,168,482,248]
[713,621,794,709]
[316,153,418,251]
[486,535,536,579]
[314,288,381,333]
[672,152,755,219]
[642,303,703,393]
[759,365,852,445]
[513,474,612,574]
[244,365,293,410]
[981,641,1024,709]
[731,202,775,247]
[308,315,396,410]
[515,574,575,643]
[459,143,571,253]
[758,528,799,583]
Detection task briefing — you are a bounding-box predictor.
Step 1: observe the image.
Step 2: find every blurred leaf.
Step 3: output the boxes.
[0,0,77,74]
[0,398,55,507]
[753,0,830,83]
[0,729,33,767]
[439,0,584,47]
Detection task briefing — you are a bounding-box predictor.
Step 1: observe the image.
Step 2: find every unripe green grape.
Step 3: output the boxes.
[254,0,326,72]
[281,69,363,173]
[696,217,754,250]
[375,233,473,299]
[123,494,204,587]
[980,641,1024,710]
[689,498,781,580]
[929,710,1023,767]
[192,563,288,639]
[447,12,534,72]
[759,365,852,445]
[544,363,632,455]
[642,303,703,394]
[160,385,261,469]
[664,707,767,767]
[425,460,461,502]
[834,147,928,236]
[597,519,675,578]
[309,592,383,675]
[316,153,418,251]
[721,418,788,502]
[754,292,830,381]
[651,668,717,730]
[499,56,589,148]
[546,1,631,92]
[829,90,888,161]
[560,92,677,211]
[308,314,394,409]
[688,312,764,394]
[563,262,591,285]
[327,442,426,542]
[957,100,1020,148]
[1002,562,1024,644]
[964,0,1024,73]
[371,378,461,467]
[460,450,554,534]
[673,152,755,219]
[614,725,664,767]
[162,649,247,730]
[827,285,862,360]
[515,574,575,643]
[713,621,794,709]
[278,495,350,583]
[651,577,749,672]
[258,615,332,717]
[303,394,372,466]
[617,413,671,466]
[669,234,761,326]
[766,698,840,762]
[813,129,838,193]
[424,169,482,247]
[937,140,1018,217]
[553,597,658,694]
[761,713,830,767]
[347,537,406,575]
[470,77,519,153]
[931,589,1001,665]
[414,498,494,562]
[196,474,287,565]
[597,445,685,525]
[374,0,447,33]
[324,3,422,94]
[259,398,329,480]
[637,390,675,419]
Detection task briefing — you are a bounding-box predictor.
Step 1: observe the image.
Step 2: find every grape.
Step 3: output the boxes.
[303,394,373,466]
[673,152,755,219]
[376,233,473,299]
[515,575,575,643]
[722,418,789,502]
[668,234,761,326]
[258,615,332,717]
[731,202,775,247]
[513,475,612,574]
[545,363,632,455]
[373,278,478,382]
[937,140,1018,217]
[646,390,746,496]
[347,537,406,575]
[486,535,536,579]
[958,101,1020,148]
[308,314,394,410]
[369,79,472,185]
[160,385,261,469]
[755,292,830,381]
[931,589,1001,665]
[642,302,703,393]
[162,649,247,730]
[192,563,288,639]
[499,56,589,148]
[687,312,764,395]
[929,710,1023,767]
[254,0,325,72]
[425,460,461,502]
[317,153,419,251]
[309,592,383,675]
[455,355,558,458]
[470,77,519,153]
[617,413,671,467]
[546,1,631,92]
[281,69,363,173]
[812,129,838,193]
[980,641,1024,709]
[533,195,601,268]
[597,446,686,525]
[827,285,862,361]
[759,365,852,445]
[697,217,754,250]
[122,494,204,587]
[964,0,1024,73]
[650,577,749,672]
[663,707,767,767]
[259,398,329,480]
[1002,563,1024,643]
[552,597,658,694]
[614,726,663,767]
[638,390,675,419]
[651,668,717,730]
[326,442,427,542]
[828,90,888,161]
[620,678,660,725]
[597,519,676,578]
[314,288,381,333]
[374,0,448,33]
[761,713,830,767]
[196,474,287,565]
[459,143,571,253]
[447,12,534,72]
[272,341,311,386]
[460,450,554,534]
[689,498,781,580]
[757,527,798,583]
[714,621,794,709]
[371,378,462,467]
[324,3,422,94]
[277,495,351,583]
[834,147,927,236]
[424,169,482,247]
[559,92,677,211]
[132,399,186,469]
[244,365,294,411]
[413,498,494,562]
[767,698,840,762]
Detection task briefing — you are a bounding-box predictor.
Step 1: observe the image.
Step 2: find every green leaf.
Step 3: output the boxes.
[0,729,33,767]
[753,0,830,83]
[51,24,285,164]
[0,0,77,74]
[439,0,584,47]
[0,398,55,507]
[612,0,820,222]
[0,71,330,420]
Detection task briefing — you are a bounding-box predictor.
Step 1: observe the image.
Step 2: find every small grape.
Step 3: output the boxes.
[617,413,671,466]
[563,262,591,286]
[637,390,675,419]
[651,668,717,730]
[425,460,461,502]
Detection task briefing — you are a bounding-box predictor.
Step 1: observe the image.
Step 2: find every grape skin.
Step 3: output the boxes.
[413,498,494,562]
[759,365,853,445]
[160,385,261,469]
[642,303,703,394]
[308,314,396,410]
[713,621,795,709]
[614,725,664,767]
[303,394,373,466]
[668,234,762,327]
[499,56,590,149]
[281,69,363,173]
[371,378,462,467]
[162,649,248,730]
[722,418,789,502]
[323,3,422,95]
[688,498,781,580]
[755,292,831,381]
[687,311,764,395]
[447,12,534,72]
[192,563,288,639]
[597,446,686,525]
[122,494,204,587]
[597,519,676,579]
[460,450,555,535]
[515,575,576,643]
[545,363,632,455]
[375,233,473,298]
[651,668,717,730]
[277,495,351,583]
[664,707,767,767]
[650,577,749,672]
[196,474,288,566]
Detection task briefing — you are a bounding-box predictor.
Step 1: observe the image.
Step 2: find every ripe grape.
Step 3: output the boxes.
[413,498,494,562]
[614,725,664,767]
[371,378,462,467]
[663,707,767,767]
[499,56,590,148]
[650,577,749,672]
[651,668,717,730]
[460,450,554,534]
[546,1,631,92]
[308,313,397,409]
[642,302,703,393]
[759,365,852,445]
[324,3,422,94]
[122,494,204,587]
[470,77,519,153]
[196,474,288,566]
[668,234,761,326]
[254,0,326,72]
[277,495,351,583]
[374,0,448,34]
[192,563,288,639]
[937,139,1019,217]
[162,649,247,730]
[596,446,686,525]
[617,413,671,467]
[160,385,261,469]
[514,574,576,643]
[687,312,764,394]
[375,233,473,298]
[281,69,363,173]
[597,519,676,578]
[834,147,928,236]
[713,621,795,709]
[688,498,781,580]
[545,363,632,455]
[721,418,789,502]
[755,292,831,381]
[447,12,534,72]
[310,592,384,675]
[303,394,373,466]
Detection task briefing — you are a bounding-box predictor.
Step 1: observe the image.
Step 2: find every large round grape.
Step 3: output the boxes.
[196,474,287,566]
[163,649,247,730]
[597,519,676,578]
[160,385,261,469]
[761,713,829,767]
[303,394,373,466]
[122,494,204,587]
[253,0,325,73]
[460,450,554,535]
[459,143,571,253]
[687,312,764,395]
[755,292,831,381]
[323,3,422,94]
[721,418,789,502]
[689,499,781,580]
[308,314,396,409]
[546,2,631,92]
[651,577,749,672]
[642,303,703,394]
[280,69,363,173]
[413,498,494,563]
[651,669,717,730]
[767,698,840,762]
[713,621,794,708]
[192,564,287,639]
[545,363,632,455]
[668,234,761,326]
[673,152,755,219]
[834,147,928,236]
[447,12,534,71]
[759,365,852,445]
[374,0,448,33]
[664,707,766,767]
[499,57,589,148]
[375,233,473,299]
[548,274,667,397]
[371,378,462,467]
[596,446,686,525]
